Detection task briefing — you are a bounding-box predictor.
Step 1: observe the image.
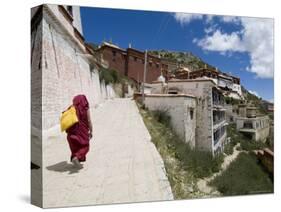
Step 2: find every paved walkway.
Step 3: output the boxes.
[42,98,173,208]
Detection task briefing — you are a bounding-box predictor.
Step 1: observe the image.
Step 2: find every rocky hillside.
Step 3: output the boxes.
[149,50,215,72]
[241,86,271,116]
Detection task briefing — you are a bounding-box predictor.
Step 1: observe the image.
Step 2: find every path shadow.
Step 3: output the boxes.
[46,161,83,174]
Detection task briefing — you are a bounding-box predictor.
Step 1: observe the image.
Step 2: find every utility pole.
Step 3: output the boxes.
[142,50,148,104]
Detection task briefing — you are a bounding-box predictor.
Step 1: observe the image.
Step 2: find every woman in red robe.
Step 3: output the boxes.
[66,95,93,168]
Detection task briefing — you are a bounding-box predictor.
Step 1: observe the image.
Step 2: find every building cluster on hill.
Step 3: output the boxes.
[92,41,273,156]
[93,42,244,100]
[92,42,252,155]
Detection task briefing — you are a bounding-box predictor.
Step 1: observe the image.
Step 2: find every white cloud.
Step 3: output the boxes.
[248,90,260,98]
[204,24,218,34]
[173,13,203,25]
[193,17,274,79]
[195,30,245,52]
[241,17,274,78]
[220,16,240,24]
[205,15,214,23]
[172,13,274,79]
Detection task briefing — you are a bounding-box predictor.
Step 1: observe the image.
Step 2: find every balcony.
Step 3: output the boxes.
[214,126,227,146]
[213,110,226,130]
[212,88,225,108]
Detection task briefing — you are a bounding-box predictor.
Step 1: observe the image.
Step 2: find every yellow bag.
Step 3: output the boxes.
[60,106,79,132]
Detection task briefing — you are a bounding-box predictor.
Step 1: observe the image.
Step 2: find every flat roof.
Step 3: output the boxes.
[236,115,269,120]
[145,93,196,98]
[152,78,216,85]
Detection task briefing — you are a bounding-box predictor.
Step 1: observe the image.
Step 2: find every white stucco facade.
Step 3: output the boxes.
[144,94,197,148]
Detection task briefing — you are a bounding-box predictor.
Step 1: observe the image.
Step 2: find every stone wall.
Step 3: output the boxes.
[256,126,270,142]
[32,5,117,133]
[42,16,115,130]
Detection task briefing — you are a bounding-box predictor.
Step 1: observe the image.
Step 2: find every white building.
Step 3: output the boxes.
[149,79,228,155]
[236,106,270,142]
[188,68,243,100]
[145,94,197,148]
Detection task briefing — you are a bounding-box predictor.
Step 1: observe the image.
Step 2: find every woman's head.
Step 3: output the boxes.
[73,95,89,115]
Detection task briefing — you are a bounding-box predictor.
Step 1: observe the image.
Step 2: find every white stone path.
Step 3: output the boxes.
[42,98,173,208]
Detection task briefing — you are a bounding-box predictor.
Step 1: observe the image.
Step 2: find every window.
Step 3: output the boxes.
[134,57,137,62]
[156,63,159,68]
[112,50,116,57]
[243,121,253,129]
[214,129,220,145]
[190,108,194,120]
[256,122,259,129]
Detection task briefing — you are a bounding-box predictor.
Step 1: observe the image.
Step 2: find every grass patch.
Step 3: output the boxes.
[138,106,224,199]
[223,141,235,155]
[210,152,273,195]
[240,139,267,151]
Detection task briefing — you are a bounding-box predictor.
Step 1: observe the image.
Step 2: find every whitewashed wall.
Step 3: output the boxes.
[144,95,196,148]
[40,7,117,132]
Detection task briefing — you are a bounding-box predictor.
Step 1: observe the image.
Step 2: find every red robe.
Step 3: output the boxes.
[66,95,90,162]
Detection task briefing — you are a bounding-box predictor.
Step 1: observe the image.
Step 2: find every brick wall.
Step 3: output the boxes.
[101,46,126,75]
[127,51,162,83]
[98,46,169,84]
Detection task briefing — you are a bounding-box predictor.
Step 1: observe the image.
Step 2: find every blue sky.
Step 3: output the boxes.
[80,7,274,102]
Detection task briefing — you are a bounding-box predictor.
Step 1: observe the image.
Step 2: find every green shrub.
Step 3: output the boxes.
[224,142,234,155]
[226,123,267,151]
[236,146,242,151]
[240,139,267,151]
[210,152,273,195]
[151,110,171,128]
[173,142,224,178]
[99,67,121,85]
[224,96,241,105]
